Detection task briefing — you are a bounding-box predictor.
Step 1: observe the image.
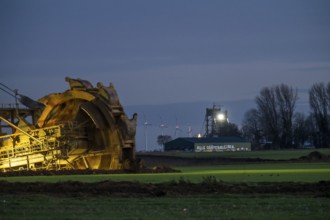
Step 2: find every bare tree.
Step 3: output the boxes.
[220,122,242,137]
[309,82,330,148]
[275,84,297,148]
[256,86,281,148]
[241,108,263,149]
[255,84,298,148]
[305,114,319,148]
[327,82,330,111]
[293,112,308,148]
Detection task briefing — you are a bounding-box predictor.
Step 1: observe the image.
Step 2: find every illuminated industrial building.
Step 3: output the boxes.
[164,105,251,152]
[205,105,229,137]
[164,137,251,152]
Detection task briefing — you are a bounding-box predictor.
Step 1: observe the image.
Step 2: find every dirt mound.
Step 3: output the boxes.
[151,166,180,173]
[0,180,329,197]
[300,151,329,161]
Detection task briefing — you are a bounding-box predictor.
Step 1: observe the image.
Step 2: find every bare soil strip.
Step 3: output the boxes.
[0,180,329,197]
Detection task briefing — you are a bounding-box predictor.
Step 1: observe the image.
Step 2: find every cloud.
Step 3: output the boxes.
[107,60,330,105]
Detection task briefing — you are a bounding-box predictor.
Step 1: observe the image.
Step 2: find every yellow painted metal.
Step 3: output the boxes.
[0,116,42,144]
[0,77,137,171]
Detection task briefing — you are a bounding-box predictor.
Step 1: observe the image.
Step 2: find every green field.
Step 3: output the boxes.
[1,150,330,219]
[1,162,330,183]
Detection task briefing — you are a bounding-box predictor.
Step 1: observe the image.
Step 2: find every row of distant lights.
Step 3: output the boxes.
[142,113,227,138]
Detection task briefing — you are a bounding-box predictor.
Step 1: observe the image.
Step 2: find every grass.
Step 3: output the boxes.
[1,162,329,183]
[176,162,330,183]
[1,194,329,220]
[1,150,329,220]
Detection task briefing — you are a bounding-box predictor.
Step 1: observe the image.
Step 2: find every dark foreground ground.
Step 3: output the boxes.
[0,179,329,197]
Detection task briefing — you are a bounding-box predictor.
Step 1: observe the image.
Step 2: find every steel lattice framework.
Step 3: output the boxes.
[0,77,137,171]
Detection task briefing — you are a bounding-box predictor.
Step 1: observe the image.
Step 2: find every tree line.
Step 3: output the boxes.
[156,82,329,150]
[241,82,330,149]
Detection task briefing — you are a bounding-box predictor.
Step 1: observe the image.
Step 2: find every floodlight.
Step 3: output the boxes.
[216,113,225,121]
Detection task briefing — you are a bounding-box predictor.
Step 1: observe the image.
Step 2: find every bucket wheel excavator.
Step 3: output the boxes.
[0,77,137,171]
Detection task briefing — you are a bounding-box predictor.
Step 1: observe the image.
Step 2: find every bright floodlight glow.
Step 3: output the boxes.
[216,113,225,121]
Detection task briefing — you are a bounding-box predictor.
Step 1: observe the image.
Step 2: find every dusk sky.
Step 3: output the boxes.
[1,0,329,150]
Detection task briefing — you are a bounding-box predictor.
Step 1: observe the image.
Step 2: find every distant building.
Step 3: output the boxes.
[164,137,251,152]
